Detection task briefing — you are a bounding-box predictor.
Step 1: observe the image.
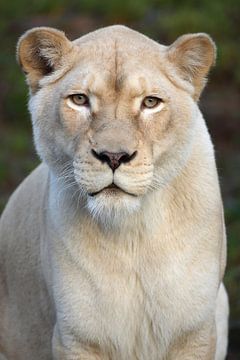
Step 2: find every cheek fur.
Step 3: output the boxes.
[60,100,91,135]
[140,108,171,142]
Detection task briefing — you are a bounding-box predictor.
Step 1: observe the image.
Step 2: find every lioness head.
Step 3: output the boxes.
[17,25,215,223]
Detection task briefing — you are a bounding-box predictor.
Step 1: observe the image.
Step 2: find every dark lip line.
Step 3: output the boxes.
[88,183,137,197]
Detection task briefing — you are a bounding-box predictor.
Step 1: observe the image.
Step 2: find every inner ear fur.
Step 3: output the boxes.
[17,27,74,92]
[167,33,216,100]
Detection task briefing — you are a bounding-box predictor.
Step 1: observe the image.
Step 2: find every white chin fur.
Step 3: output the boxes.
[86,192,141,228]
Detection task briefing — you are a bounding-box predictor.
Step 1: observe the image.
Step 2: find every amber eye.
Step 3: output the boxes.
[142,96,162,109]
[70,94,89,106]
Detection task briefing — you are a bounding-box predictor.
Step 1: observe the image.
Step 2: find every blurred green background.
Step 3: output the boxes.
[0,0,239,357]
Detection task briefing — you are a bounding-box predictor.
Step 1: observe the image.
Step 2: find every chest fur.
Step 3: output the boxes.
[52,231,218,360]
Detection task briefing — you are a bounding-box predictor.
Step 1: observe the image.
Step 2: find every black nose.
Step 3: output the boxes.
[91,150,137,171]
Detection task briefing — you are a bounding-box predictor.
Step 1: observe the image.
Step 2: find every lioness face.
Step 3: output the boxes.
[18,26,215,221]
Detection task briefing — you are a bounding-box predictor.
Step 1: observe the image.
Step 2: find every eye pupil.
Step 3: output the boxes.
[142,96,161,109]
[70,94,89,106]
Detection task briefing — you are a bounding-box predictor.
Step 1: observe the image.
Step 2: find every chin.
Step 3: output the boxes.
[86,189,141,229]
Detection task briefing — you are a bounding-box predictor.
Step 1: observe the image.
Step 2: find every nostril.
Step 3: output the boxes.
[91,149,137,171]
[91,149,109,163]
[121,151,137,163]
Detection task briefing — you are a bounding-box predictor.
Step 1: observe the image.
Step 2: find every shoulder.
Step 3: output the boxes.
[0,163,49,230]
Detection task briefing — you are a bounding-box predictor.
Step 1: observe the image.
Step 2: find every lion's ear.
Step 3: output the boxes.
[17,27,73,92]
[167,33,216,100]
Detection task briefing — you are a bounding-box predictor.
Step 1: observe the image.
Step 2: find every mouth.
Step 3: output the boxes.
[88,183,136,197]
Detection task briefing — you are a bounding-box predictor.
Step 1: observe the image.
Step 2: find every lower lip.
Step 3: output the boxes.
[89,187,122,197]
[102,187,122,195]
[89,187,136,197]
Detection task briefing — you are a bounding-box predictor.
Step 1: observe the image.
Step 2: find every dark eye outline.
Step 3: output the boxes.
[141,96,163,109]
[69,94,90,107]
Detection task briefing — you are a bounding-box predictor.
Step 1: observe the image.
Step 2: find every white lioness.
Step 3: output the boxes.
[0,25,228,359]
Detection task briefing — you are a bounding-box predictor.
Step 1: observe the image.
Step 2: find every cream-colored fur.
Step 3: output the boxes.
[0,25,228,359]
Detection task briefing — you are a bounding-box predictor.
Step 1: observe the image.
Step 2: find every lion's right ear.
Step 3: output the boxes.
[17,27,74,92]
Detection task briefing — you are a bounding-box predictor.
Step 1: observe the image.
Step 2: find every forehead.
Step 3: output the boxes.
[62,35,170,98]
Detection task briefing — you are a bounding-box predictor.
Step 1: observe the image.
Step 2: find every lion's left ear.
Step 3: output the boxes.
[167,33,216,100]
